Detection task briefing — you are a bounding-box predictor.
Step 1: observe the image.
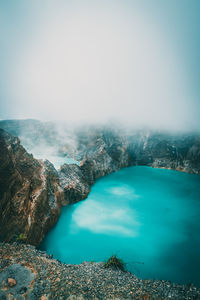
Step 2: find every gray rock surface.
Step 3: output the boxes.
[59,163,90,205]
[1,243,200,300]
[0,263,35,298]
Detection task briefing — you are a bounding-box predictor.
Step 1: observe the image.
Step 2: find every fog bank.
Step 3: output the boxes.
[0,0,200,131]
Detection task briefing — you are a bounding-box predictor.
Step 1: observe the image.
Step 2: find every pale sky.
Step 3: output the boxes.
[0,0,200,131]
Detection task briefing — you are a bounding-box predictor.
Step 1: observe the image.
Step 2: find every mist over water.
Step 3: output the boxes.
[41,166,200,286]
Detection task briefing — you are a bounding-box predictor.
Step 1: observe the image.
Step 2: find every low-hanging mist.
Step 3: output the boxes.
[0,0,200,131]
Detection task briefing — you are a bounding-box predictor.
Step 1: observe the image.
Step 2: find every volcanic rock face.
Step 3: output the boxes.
[64,129,200,186]
[64,128,132,186]
[0,120,200,247]
[0,129,63,246]
[57,129,132,205]
[127,132,200,173]
[59,164,90,205]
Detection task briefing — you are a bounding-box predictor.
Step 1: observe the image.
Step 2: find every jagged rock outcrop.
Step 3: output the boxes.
[58,130,132,205]
[59,164,90,204]
[0,129,64,246]
[76,130,132,184]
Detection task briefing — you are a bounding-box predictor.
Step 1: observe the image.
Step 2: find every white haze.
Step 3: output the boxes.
[8,1,197,131]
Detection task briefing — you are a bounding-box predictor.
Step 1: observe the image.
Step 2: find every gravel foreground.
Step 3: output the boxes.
[0,243,200,300]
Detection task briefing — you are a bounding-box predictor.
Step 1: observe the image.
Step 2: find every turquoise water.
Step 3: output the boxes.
[40,166,200,286]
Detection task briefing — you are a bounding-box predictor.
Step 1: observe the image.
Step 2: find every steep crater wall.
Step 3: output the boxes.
[0,120,200,246]
[0,129,64,246]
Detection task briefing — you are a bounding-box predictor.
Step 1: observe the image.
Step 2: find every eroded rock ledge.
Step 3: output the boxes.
[0,243,200,300]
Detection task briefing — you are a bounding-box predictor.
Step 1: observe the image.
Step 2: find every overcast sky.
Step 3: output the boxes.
[0,0,199,131]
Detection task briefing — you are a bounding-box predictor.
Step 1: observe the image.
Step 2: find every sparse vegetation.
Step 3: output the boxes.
[104,255,125,271]
[17,233,27,241]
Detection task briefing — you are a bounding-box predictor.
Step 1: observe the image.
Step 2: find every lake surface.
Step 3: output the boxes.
[40,166,200,286]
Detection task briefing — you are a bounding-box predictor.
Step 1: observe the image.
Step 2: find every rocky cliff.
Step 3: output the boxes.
[67,129,200,182]
[0,129,64,246]
[127,131,200,173]
[78,130,131,184]
[0,120,200,247]
[59,164,90,205]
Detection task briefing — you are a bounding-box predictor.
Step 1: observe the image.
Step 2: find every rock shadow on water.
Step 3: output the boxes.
[40,204,76,257]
